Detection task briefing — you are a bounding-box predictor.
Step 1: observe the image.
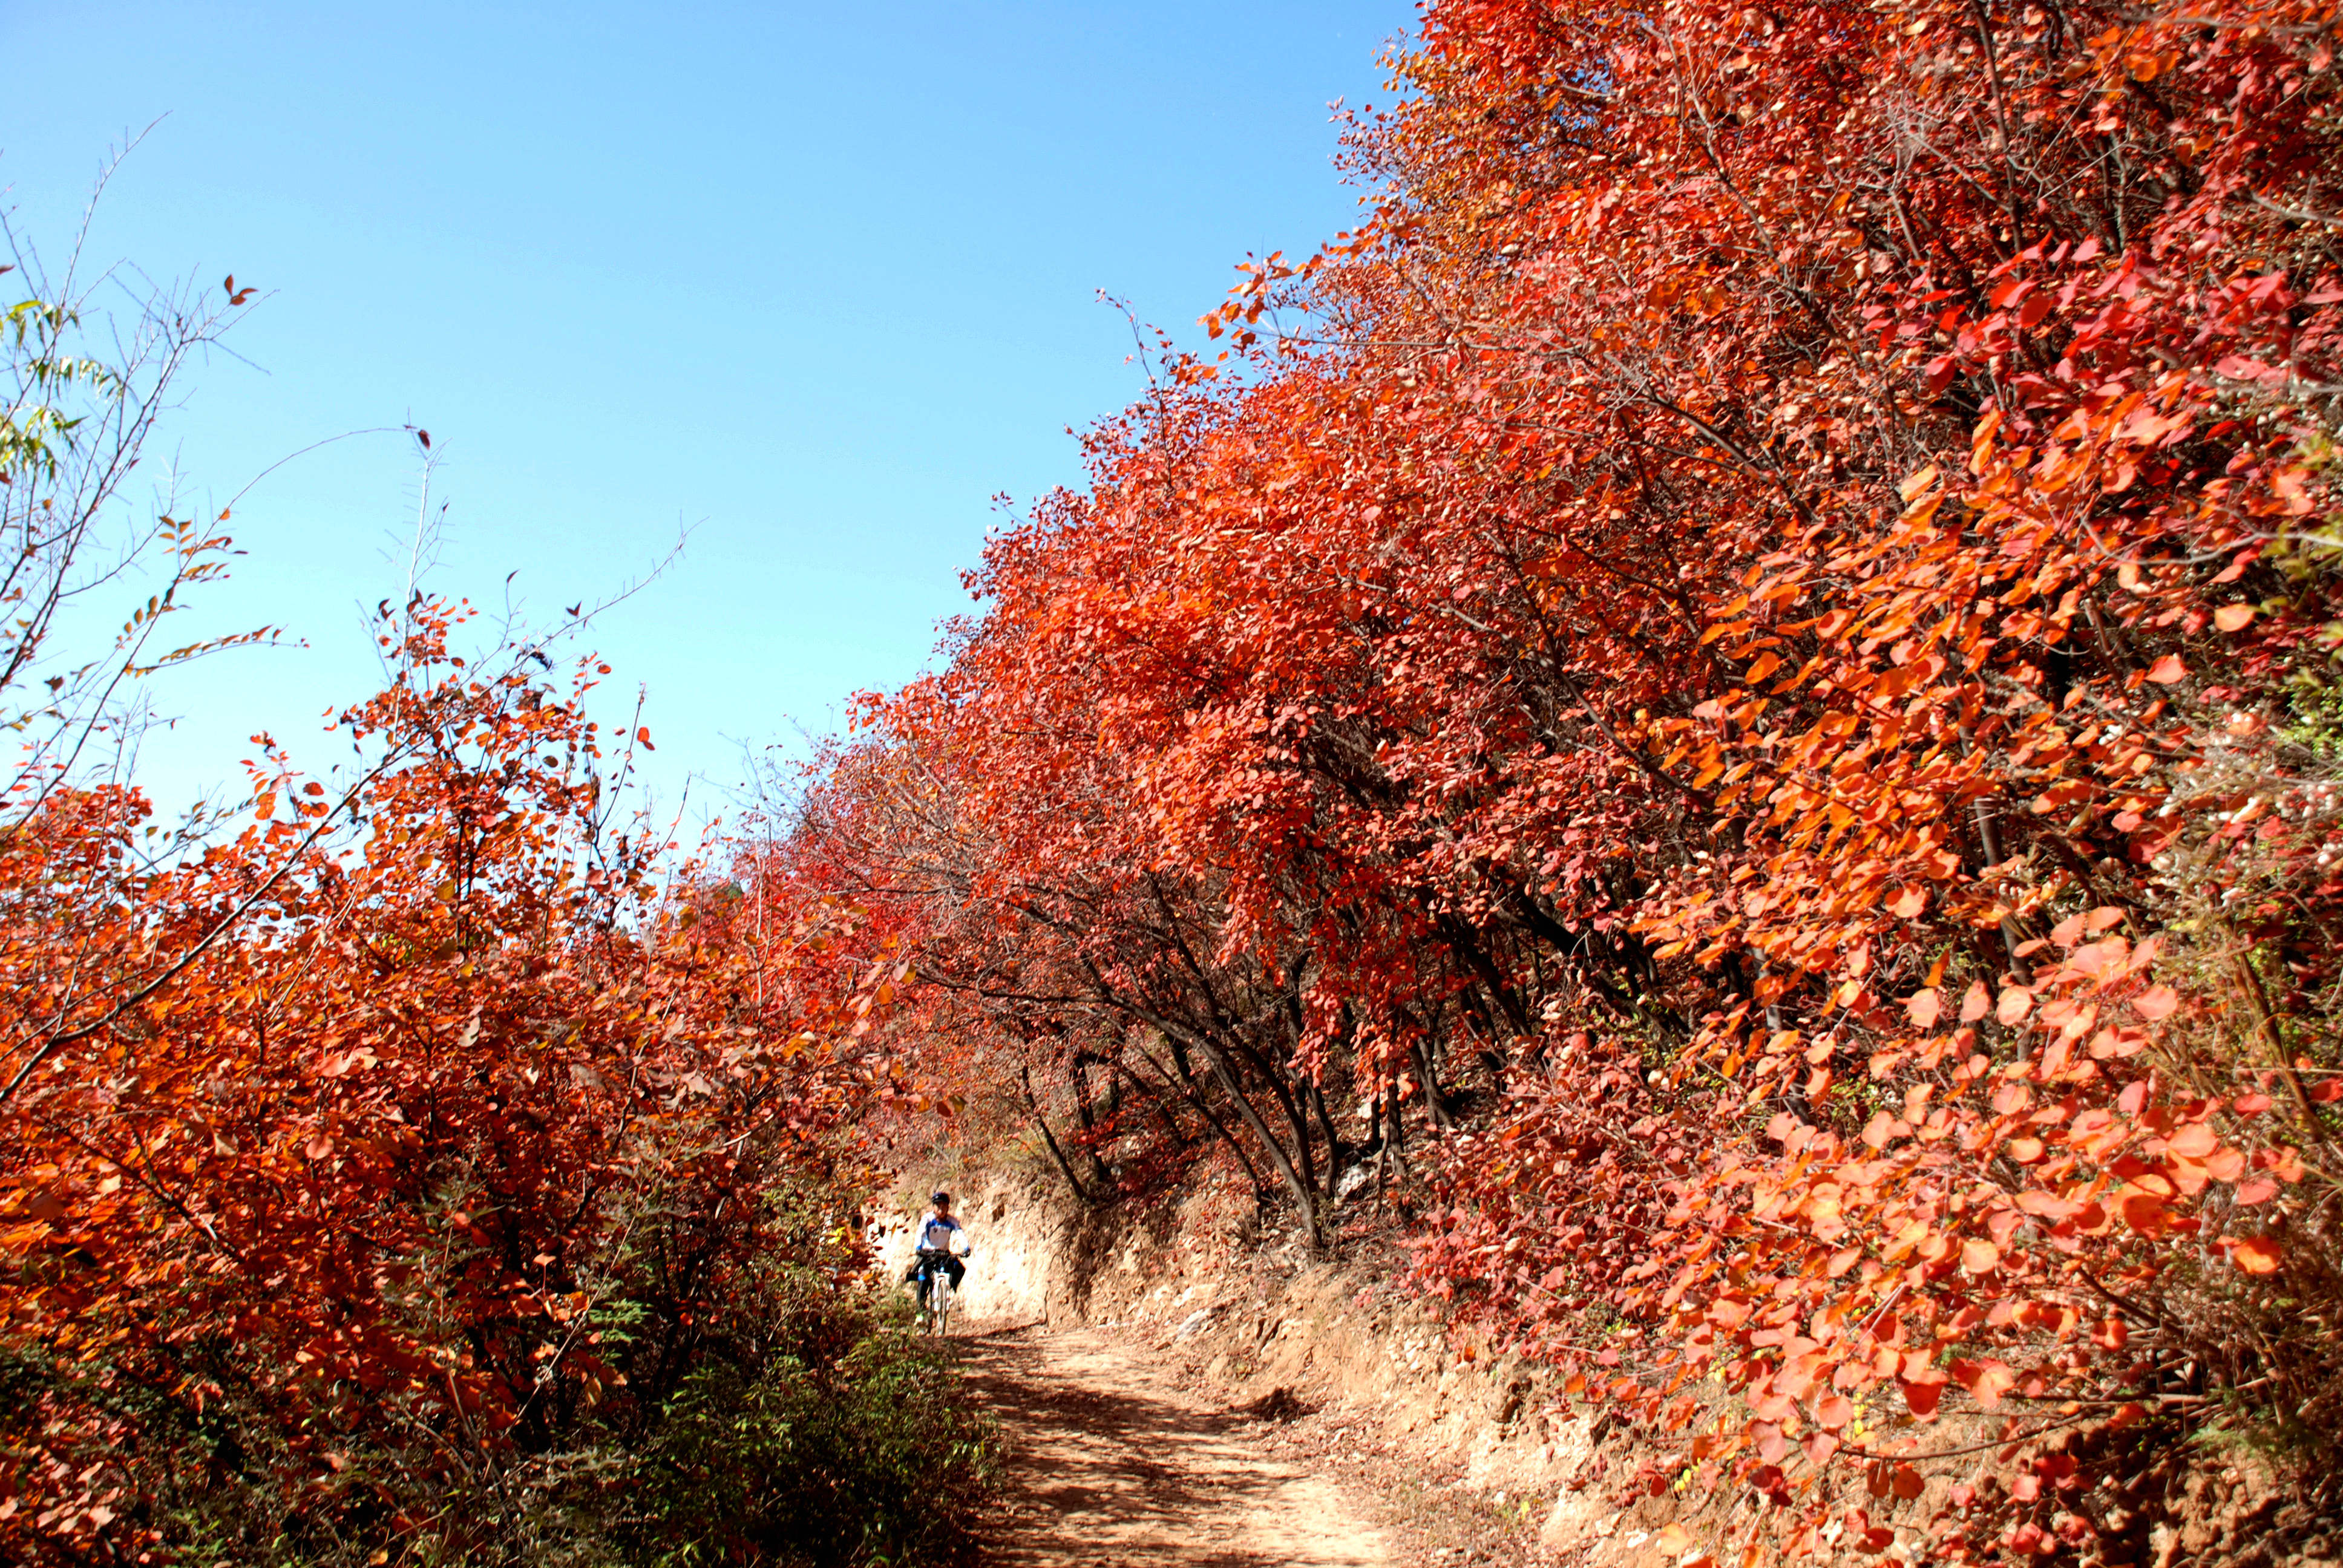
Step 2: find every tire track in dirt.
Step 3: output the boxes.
[961,1325,1391,1567]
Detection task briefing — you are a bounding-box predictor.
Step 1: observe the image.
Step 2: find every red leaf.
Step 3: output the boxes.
[1950,1357,2016,1407]
[1899,1375,1945,1417]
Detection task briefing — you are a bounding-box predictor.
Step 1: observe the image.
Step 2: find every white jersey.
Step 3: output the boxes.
[918,1214,965,1253]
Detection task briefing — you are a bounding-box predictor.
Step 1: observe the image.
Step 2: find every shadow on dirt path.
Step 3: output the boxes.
[958,1324,1391,1567]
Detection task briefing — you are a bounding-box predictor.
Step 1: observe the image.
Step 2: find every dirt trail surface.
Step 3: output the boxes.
[962,1324,1394,1567]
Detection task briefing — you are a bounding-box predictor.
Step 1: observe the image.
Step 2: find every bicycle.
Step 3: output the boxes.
[911,1247,959,1335]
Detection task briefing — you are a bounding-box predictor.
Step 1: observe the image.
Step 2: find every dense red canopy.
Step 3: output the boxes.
[818,0,2343,1555]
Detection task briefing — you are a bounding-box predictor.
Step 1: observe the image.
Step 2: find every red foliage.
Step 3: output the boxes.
[825,0,2343,1553]
[0,600,893,1560]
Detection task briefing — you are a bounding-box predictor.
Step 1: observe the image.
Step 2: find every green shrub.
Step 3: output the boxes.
[605,1285,998,1568]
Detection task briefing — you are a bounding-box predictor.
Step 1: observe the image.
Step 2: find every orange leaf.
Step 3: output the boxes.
[1905,988,1941,1029]
[2236,1137,2295,1196]
[2214,603,2255,632]
[2145,653,2186,684]
[1960,1238,2001,1275]
[2133,985,2179,1021]
[2231,1235,2282,1274]
[2166,1122,2217,1158]
[1997,986,2033,1025]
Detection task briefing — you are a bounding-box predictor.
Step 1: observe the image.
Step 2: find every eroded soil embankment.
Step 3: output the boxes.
[962,1324,1391,1567]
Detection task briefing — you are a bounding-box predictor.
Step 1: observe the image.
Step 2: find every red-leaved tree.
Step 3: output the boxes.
[813,0,2343,1556]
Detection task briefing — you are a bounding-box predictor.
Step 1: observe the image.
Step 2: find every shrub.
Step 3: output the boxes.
[608,1287,998,1568]
[0,1186,999,1567]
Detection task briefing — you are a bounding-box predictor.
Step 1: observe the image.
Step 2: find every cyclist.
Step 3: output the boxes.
[904,1190,969,1315]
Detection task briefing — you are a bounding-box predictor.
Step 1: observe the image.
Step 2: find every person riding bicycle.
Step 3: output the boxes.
[903,1190,969,1312]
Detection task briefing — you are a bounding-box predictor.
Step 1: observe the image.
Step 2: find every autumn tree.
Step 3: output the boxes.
[0,201,986,1564]
[818,0,2343,1556]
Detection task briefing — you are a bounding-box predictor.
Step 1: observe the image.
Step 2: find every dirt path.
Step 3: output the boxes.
[959,1324,1393,1567]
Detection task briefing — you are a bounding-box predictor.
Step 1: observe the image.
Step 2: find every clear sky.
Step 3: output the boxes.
[2,2,1413,824]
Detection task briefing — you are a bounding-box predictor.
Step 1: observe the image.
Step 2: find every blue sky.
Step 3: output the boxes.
[2,1,1412,822]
